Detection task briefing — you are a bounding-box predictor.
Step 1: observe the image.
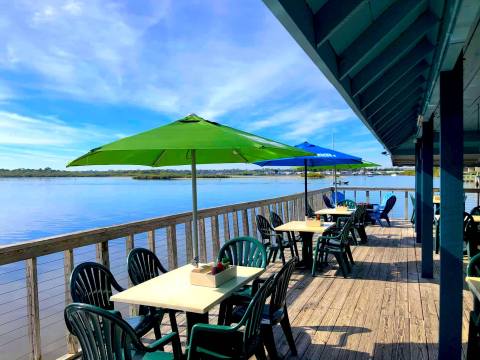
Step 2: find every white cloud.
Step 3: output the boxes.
[250,103,355,141]
[0,111,109,146]
[0,0,332,118]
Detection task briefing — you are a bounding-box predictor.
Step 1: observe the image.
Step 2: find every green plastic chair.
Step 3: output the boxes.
[127,248,179,339]
[64,303,181,360]
[352,205,367,244]
[217,236,268,268]
[230,258,297,358]
[312,217,353,277]
[337,199,356,209]
[217,236,267,325]
[187,277,274,360]
[70,262,163,339]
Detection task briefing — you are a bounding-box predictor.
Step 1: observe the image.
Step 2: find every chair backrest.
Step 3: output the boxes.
[269,258,296,317]
[338,199,356,209]
[381,195,397,215]
[306,203,315,218]
[468,253,480,276]
[323,194,334,208]
[269,211,284,228]
[256,214,274,242]
[336,216,353,245]
[217,236,267,268]
[381,192,395,206]
[240,276,274,350]
[65,303,149,360]
[128,248,167,286]
[331,191,345,204]
[471,206,480,216]
[464,212,476,240]
[353,205,366,225]
[70,262,123,310]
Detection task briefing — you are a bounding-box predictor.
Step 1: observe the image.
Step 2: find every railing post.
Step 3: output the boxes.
[167,224,178,269]
[185,221,193,262]
[283,201,289,221]
[26,257,41,360]
[232,211,240,237]
[125,234,135,316]
[147,230,156,253]
[198,218,207,262]
[366,190,370,204]
[354,190,357,203]
[241,209,249,236]
[96,241,109,268]
[211,215,220,257]
[288,200,293,221]
[64,249,78,355]
[223,213,231,241]
[379,190,382,203]
[250,208,257,238]
[404,191,409,220]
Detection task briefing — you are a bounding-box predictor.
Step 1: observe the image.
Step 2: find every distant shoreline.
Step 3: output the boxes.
[0,168,420,179]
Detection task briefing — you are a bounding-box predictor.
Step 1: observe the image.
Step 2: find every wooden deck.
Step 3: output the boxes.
[151,220,474,359]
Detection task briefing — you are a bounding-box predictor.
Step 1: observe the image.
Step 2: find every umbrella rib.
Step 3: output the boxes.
[234,149,249,162]
[151,150,166,166]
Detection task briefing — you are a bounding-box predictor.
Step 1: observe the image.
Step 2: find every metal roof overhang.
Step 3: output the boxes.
[263,0,480,166]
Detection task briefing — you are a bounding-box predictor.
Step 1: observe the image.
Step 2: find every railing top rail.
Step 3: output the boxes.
[0,187,331,265]
[337,186,480,193]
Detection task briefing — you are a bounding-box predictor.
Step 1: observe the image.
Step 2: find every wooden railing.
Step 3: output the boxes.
[0,187,331,360]
[2,185,479,360]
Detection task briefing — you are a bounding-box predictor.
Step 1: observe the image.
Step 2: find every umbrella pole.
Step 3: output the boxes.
[334,165,337,205]
[304,160,308,218]
[191,150,199,264]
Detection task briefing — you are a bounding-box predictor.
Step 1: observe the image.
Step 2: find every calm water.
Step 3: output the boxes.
[0,175,418,245]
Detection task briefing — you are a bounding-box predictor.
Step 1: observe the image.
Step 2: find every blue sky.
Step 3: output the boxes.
[0,0,390,170]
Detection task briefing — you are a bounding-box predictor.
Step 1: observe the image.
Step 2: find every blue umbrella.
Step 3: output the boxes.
[255,142,362,214]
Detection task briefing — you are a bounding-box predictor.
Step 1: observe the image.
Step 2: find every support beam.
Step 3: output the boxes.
[374,106,417,134]
[438,53,463,359]
[354,38,433,100]
[352,12,437,96]
[365,76,426,119]
[314,0,364,47]
[420,116,433,278]
[375,94,422,132]
[380,111,418,141]
[384,124,417,147]
[415,141,422,243]
[370,87,424,126]
[338,0,426,79]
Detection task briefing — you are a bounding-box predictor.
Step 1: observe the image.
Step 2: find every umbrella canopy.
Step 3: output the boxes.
[68,114,313,262]
[254,141,362,167]
[69,114,311,167]
[255,141,363,213]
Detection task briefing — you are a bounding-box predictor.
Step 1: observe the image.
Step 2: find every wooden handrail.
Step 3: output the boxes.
[0,188,330,265]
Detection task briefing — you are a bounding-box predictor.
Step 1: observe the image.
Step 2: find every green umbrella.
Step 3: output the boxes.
[68,114,313,263]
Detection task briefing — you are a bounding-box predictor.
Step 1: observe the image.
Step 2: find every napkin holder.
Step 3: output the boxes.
[191,264,237,288]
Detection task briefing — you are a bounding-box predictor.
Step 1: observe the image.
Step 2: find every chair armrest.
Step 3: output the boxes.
[251,277,267,295]
[317,235,340,241]
[188,324,242,359]
[144,331,179,352]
